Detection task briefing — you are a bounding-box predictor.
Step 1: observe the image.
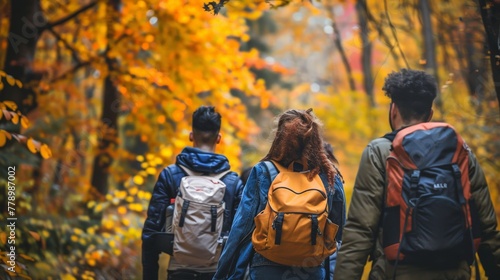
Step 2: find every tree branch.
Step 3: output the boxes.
[360,1,401,68]
[47,26,81,63]
[41,1,98,31]
[383,0,410,68]
[327,9,355,91]
[39,61,92,94]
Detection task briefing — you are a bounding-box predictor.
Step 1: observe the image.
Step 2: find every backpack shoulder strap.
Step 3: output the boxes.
[263,161,279,181]
[220,171,238,189]
[383,131,397,142]
[166,164,186,189]
[177,164,197,176]
[177,164,230,180]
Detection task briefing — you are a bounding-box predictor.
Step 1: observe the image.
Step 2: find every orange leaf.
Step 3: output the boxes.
[0,130,6,147]
[2,109,11,121]
[5,75,15,86]
[0,232,6,244]
[29,231,41,241]
[3,101,17,111]
[18,253,35,261]
[11,113,19,124]
[27,138,37,153]
[21,116,29,128]
[40,144,52,159]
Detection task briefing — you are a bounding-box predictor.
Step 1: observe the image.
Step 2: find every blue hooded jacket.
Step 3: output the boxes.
[142,147,244,279]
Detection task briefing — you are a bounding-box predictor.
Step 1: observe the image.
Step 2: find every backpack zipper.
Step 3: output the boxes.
[272,186,326,198]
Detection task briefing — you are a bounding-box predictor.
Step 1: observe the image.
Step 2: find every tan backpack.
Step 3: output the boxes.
[252,161,338,267]
[171,166,230,267]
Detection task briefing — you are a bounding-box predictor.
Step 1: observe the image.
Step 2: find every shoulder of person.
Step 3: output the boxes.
[369,136,392,147]
[365,137,392,155]
[222,170,240,183]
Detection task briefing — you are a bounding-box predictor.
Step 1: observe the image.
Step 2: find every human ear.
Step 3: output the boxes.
[426,109,434,122]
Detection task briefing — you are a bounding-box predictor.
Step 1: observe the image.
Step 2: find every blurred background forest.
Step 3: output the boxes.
[0,0,499,279]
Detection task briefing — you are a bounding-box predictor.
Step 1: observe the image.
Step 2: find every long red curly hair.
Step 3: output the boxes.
[262,108,337,187]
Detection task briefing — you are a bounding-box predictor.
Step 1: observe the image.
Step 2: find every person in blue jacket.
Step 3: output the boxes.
[213,108,345,280]
[142,106,244,280]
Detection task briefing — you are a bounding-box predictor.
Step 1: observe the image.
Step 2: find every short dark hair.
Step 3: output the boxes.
[192,106,221,143]
[382,69,437,121]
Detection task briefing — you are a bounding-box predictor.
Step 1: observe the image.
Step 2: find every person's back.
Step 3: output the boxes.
[334,69,500,279]
[141,106,244,279]
[214,108,345,280]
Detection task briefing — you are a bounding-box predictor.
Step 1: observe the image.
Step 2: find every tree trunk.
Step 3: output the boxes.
[464,16,487,112]
[356,0,374,106]
[330,14,355,91]
[1,0,42,114]
[477,0,500,112]
[89,0,121,219]
[90,76,119,198]
[419,0,442,109]
[0,0,42,216]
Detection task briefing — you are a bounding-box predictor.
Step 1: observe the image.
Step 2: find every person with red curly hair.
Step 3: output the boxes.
[213,108,345,280]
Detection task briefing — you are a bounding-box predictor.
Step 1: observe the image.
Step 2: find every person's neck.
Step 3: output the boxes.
[194,144,215,153]
[397,119,426,130]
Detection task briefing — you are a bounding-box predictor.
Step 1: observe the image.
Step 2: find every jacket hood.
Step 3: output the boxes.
[175,147,231,174]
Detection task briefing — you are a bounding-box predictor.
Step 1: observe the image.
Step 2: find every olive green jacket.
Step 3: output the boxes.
[334,137,500,280]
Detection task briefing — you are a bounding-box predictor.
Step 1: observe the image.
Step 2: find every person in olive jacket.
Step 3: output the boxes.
[141,106,244,280]
[334,69,500,280]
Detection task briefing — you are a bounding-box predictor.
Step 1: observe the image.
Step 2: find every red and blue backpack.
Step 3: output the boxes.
[382,122,481,267]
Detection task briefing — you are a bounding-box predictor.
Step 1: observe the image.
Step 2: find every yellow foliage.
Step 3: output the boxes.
[146,167,157,175]
[61,274,77,280]
[94,203,104,213]
[128,203,143,212]
[132,175,144,185]
[117,206,127,215]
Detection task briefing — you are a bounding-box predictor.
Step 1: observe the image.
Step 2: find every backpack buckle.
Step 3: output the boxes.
[272,213,284,245]
[410,170,420,189]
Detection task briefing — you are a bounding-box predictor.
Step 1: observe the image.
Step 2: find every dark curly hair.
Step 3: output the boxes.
[382,69,437,122]
[262,109,336,187]
[192,106,221,143]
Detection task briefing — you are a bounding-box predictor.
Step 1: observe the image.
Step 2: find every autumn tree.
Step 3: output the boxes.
[0,0,271,278]
[478,0,500,112]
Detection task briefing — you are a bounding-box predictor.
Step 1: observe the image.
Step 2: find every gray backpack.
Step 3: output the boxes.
[171,166,229,266]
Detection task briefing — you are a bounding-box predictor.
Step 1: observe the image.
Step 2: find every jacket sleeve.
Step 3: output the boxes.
[232,178,244,223]
[469,152,500,279]
[142,168,175,280]
[334,140,388,279]
[214,164,266,280]
[221,173,244,235]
